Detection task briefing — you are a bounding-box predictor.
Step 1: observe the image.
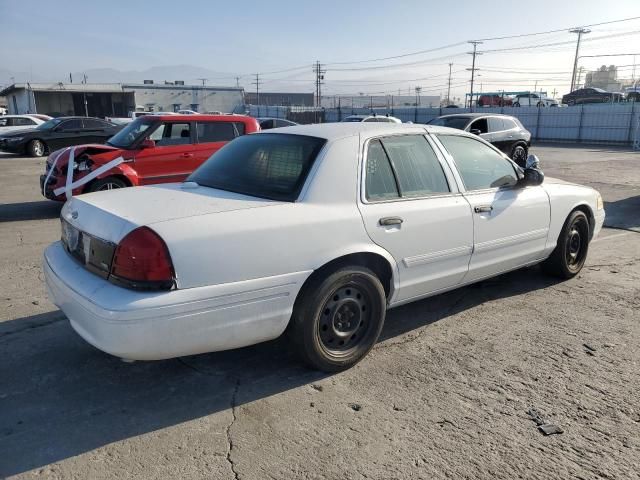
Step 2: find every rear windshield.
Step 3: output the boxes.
[188,133,326,201]
[428,116,469,130]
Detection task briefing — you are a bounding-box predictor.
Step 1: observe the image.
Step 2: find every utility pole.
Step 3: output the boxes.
[197,78,208,86]
[446,62,453,105]
[569,28,590,92]
[313,61,326,107]
[415,86,422,106]
[467,41,483,109]
[235,76,240,88]
[576,66,585,88]
[252,74,261,105]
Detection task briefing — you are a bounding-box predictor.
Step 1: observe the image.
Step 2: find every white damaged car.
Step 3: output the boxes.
[44,123,605,371]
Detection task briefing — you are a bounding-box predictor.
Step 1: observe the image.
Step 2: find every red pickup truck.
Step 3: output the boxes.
[41,114,260,201]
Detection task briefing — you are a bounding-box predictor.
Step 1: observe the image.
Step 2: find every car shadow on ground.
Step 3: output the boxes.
[604,195,640,232]
[0,200,62,222]
[0,266,560,477]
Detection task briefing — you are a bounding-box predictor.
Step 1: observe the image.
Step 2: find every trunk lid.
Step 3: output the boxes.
[62,183,283,244]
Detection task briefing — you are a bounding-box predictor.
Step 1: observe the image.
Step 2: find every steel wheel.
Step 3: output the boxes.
[317,284,373,357]
[564,216,588,272]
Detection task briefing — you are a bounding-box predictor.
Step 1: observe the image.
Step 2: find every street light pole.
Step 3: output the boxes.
[570,28,590,92]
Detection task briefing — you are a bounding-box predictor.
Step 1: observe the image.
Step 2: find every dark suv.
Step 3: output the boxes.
[428,113,531,166]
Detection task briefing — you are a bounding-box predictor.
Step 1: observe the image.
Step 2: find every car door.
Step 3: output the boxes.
[192,121,237,170]
[357,133,473,303]
[132,121,197,185]
[487,117,508,154]
[434,134,550,283]
[48,119,86,150]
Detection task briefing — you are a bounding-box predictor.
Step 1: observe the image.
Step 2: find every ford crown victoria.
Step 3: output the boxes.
[43,123,605,371]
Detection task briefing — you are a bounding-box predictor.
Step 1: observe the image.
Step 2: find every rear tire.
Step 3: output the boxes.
[87,176,128,192]
[28,139,46,157]
[513,102,521,107]
[542,210,590,279]
[288,266,386,372]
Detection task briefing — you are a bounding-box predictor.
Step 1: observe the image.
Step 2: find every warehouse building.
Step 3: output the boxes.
[0,82,245,117]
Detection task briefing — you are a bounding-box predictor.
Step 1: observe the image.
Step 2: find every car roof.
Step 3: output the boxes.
[145,114,256,122]
[255,122,466,141]
[434,113,515,119]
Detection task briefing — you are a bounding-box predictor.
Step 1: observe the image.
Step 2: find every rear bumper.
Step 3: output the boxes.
[44,241,310,360]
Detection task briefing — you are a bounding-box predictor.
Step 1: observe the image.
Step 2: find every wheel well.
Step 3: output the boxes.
[302,253,394,300]
[572,204,595,239]
[84,174,132,193]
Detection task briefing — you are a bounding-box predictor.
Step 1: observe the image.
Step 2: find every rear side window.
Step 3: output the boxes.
[197,122,236,143]
[381,135,449,197]
[502,118,518,130]
[488,117,504,132]
[365,140,398,201]
[188,133,326,202]
[437,135,517,190]
[83,118,110,129]
[14,117,36,126]
[59,119,83,130]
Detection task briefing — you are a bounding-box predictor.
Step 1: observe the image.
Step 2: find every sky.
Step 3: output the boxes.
[1,0,639,101]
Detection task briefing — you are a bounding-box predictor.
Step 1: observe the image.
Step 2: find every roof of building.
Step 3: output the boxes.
[0,82,244,97]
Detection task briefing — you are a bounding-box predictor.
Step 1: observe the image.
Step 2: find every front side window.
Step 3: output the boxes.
[428,116,470,130]
[188,133,326,202]
[196,122,236,143]
[468,118,488,134]
[59,119,83,130]
[437,135,518,190]
[149,122,191,146]
[107,118,154,148]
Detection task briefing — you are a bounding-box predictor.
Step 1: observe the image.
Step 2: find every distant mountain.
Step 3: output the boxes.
[0,65,237,87]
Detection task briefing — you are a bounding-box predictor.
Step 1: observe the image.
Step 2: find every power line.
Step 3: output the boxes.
[474,15,640,41]
[325,42,467,66]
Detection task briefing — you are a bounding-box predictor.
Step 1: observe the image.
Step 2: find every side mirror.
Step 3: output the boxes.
[470,129,482,136]
[520,167,545,187]
[525,154,540,169]
[140,138,156,149]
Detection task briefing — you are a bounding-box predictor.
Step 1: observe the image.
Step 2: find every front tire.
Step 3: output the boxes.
[542,210,590,279]
[288,266,386,372]
[28,139,46,157]
[87,176,128,192]
[511,144,528,168]
[513,102,521,107]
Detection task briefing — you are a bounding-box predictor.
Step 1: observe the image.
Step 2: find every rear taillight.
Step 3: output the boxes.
[109,227,175,290]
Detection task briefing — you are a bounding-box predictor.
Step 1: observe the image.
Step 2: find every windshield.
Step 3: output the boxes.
[428,116,470,130]
[188,133,326,202]
[107,118,156,148]
[36,118,64,130]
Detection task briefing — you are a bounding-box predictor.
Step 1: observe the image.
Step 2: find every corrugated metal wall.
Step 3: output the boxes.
[250,104,640,146]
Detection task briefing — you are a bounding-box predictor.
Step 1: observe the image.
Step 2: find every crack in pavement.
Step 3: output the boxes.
[226,379,241,480]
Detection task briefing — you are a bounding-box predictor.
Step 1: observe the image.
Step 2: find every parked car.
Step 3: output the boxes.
[257,117,299,129]
[428,113,531,166]
[177,109,200,115]
[561,88,624,105]
[43,123,604,371]
[341,114,402,123]
[40,114,260,201]
[0,114,50,134]
[625,86,640,102]
[477,94,513,107]
[0,116,121,157]
[513,93,559,107]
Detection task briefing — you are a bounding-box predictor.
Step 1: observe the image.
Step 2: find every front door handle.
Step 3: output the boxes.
[180,153,194,158]
[379,216,403,226]
[474,205,493,213]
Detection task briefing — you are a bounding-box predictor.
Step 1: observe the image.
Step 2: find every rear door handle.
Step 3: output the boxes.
[379,216,403,226]
[474,205,493,213]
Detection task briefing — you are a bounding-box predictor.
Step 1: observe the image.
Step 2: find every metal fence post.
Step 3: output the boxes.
[577,104,584,143]
[535,104,542,141]
[627,101,636,145]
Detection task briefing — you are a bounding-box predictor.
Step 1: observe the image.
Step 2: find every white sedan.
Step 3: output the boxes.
[43,123,605,371]
[0,114,49,134]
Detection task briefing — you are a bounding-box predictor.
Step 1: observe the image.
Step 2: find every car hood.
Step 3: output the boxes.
[61,183,284,244]
[48,144,127,167]
[0,128,39,138]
